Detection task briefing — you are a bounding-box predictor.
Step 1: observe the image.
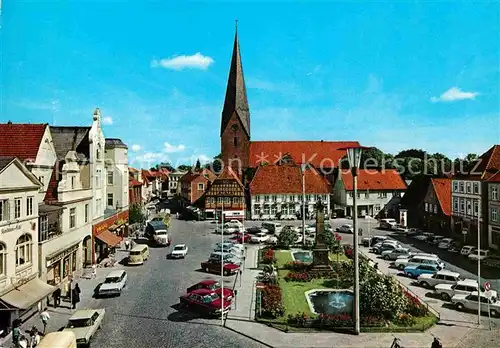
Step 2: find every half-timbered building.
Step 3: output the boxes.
[204,166,245,221]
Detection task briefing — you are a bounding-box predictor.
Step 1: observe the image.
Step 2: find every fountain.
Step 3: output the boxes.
[305,289,354,315]
[291,250,313,263]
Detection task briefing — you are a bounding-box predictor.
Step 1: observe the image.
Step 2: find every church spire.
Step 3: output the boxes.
[221,21,250,137]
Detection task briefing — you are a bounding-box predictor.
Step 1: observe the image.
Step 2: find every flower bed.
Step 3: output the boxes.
[284,261,311,272]
[261,248,276,265]
[284,271,311,282]
[260,285,285,318]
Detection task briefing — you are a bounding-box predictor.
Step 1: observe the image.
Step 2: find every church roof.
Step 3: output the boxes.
[221,29,250,137]
[249,164,330,195]
[249,141,360,167]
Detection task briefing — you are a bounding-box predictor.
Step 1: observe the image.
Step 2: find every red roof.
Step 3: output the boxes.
[249,141,360,167]
[249,164,330,195]
[0,123,47,160]
[44,167,59,203]
[486,171,500,182]
[479,145,500,180]
[215,166,244,188]
[431,178,452,216]
[340,169,407,191]
[129,178,142,186]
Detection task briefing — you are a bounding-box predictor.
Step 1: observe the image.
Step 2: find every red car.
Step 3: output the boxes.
[231,233,251,244]
[200,259,240,276]
[187,280,234,302]
[179,288,231,316]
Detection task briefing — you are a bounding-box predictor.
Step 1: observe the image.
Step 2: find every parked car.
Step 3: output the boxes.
[447,241,463,253]
[406,228,420,237]
[209,251,242,265]
[417,270,463,288]
[215,242,244,252]
[392,225,409,233]
[368,236,390,247]
[246,226,267,234]
[179,289,231,317]
[404,264,440,278]
[484,255,500,268]
[187,280,234,302]
[414,232,434,241]
[460,245,476,256]
[97,270,127,297]
[215,224,237,235]
[305,224,316,234]
[63,308,105,346]
[231,233,252,244]
[200,259,240,276]
[170,244,189,259]
[437,238,454,249]
[428,235,445,245]
[434,279,496,301]
[266,236,278,245]
[336,224,354,233]
[381,248,412,260]
[451,291,500,317]
[250,232,270,244]
[372,242,402,255]
[468,249,490,261]
[394,255,443,270]
[213,245,243,256]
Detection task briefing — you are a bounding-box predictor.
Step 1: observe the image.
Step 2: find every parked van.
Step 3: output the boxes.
[262,222,283,235]
[379,218,397,230]
[145,221,170,246]
[38,331,77,348]
[128,244,150,265]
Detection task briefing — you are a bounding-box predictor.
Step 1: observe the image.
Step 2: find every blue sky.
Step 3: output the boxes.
[1,1,499,169]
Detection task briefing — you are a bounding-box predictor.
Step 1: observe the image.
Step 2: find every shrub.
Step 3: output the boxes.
[315,313,353,328]
[287,312,309,327]
[284,271,311,282]
[277,226,299,248]
[393,313,416,326]
[284,261,311,271]
[260,285,284,318]
[344,245,354,259]
[404,291,429,317]
[261,248,276,264]
[360,274,409,320]
[360,315,384,327]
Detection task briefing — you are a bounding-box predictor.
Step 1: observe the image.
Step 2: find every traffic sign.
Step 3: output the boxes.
[484,281,491,291]
[462,229,468,235]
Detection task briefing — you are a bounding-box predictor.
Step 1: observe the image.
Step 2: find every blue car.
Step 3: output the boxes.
[404,264,440,278]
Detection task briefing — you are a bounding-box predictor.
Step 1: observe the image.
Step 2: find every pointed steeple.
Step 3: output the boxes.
[221,21,250,137]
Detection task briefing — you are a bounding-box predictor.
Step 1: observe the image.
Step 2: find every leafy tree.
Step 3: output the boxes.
[360,147,385,169]
[394,149,426,160]
[194,159,201,171]
[323,230,343,254]
[206,153,223,173]
[129,204,145,224]
[277,226,298,249]
[155,162,174,172]
[177,164,191,171]
[360,274,409,320]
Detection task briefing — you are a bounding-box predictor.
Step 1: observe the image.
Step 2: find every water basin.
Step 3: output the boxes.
[291,250,313,263]
[305,289,354,315]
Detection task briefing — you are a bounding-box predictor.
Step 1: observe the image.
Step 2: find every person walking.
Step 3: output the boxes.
[40,308,50,334]
[52,287,61,308]
[125,240,130,251]
[71,284,81,309]
[12,319,21,348]
[91,264,97,279]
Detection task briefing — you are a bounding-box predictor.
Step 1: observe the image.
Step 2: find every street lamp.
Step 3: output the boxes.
[340,145,371,335]
[301,163,307,247]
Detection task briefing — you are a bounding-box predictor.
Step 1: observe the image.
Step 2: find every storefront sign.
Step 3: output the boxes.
[1,224,21,233]
[46,242,80,268]
[93,210,129,235]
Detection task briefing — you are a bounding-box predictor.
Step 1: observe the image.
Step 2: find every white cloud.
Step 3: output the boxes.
[102,116,113,125]
[430,87,479,102]
[131,144,141,152]
[163,142,186,153]
[151,53,214,71]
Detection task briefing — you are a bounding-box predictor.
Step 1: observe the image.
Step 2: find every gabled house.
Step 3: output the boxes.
[423,178,452,235]
[486,172,500,250]
[332,169,407,218]
[179,168,216,207]
[399,176,433,228]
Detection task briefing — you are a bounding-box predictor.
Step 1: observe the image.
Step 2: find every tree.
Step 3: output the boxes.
[360,147,386,169]
[277,226,298,249]
[129,204,145,224]
[206,153,223,173]
[360,274,408,320]
[177,164,191,171]
[155,162,174,172]
[194,159,201,171]
[323,230,343,254]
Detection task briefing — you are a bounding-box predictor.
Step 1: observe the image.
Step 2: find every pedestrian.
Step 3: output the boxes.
[52,287,61,308]
[40,308,50,334]
[125,240,130,251]
[71,284,81,310]
[12,319,21,348]
[91,264,97,279]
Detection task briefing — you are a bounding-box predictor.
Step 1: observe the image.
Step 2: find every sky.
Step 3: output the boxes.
[1,1,499,169]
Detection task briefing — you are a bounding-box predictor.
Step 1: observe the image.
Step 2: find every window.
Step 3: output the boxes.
[348,192,353,198]
[378,192,388,198]
[466,182,471,193]
[107,171,114,185]
[466,201,472,215]
[26,196,33,216]
[474,201,479,216]
[254,205,261,216]
[96,148,101,160]
[84,204,89,223]
[492,187,498,201]
[473,183,479,194]
[217,197,223,204]
[492,208,498,222]
[234,137,238,147]
[232,197,239,204]
[224,197,231,204]
[15,234,32,267]
[459,182,464,192]
[71,176,75,189]
[39,215,49,241]
[460,199,465,212]
[453,182,458,192]
[425,202,429,211]
[107,193,114,207]
[272,195,277,202]
[306,194,311,201]
[433,204,437,214]
[365,192,370,199]
[14,198,21,219]
[197,183,204,191]
[270,205,277,215]
[264,205,270,215]
[0,243,6,277]
[96,170,101,188]
[282,204,289,215]
[453,198,458,211]
[357,192,361,199]
[96,198,102,214]
[70,208,76,228]
[264,196,270,202]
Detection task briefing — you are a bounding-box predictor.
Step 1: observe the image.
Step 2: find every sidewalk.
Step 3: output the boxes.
[0,247,129,347]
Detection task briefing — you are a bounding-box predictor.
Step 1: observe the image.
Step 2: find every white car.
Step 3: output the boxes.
[266,236,278,245]
[250,232,269,243]
[63,308,105,346]
[336,224,354,233]
[393,255,443,270]
[451,291,500,317]
[227,220,243,228]
[392,225,409,233]
[414,232,434,241]
[460,245,476,256]
[215,241,244,252]
[381,248,412,261]
[305,225,316,234]
[417,269,462,288]
[468,249,489,261]
[434,279,497,301]
[98,270,127,297]
[437,238,454,249]
[170,244,188,258]
[215,224,237,235]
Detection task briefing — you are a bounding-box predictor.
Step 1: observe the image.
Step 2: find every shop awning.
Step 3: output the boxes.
[95,230,121,247]
[0,278,56,309]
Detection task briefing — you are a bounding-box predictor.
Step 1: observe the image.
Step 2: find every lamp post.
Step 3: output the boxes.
[301,163,307,247]
[477,200,481,326]
[340,145,370,335]
[221,204,225,326]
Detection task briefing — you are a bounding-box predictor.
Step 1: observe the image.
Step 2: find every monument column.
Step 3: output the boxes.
[312,201,333,273]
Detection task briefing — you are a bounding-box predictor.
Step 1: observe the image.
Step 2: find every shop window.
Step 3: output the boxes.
[63,256,70,279]
[15,234,32,268]
[72,251,77,272]
[0,243,6,277]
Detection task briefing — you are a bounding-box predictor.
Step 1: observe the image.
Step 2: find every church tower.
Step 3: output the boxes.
[220,23,251,177]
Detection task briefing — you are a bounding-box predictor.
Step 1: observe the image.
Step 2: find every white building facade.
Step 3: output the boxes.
[0,158,56,331]
[105,139,129,211]
[167,170,186,195]
[487,180,500,249]
[250,193,330,220]
[451,178,484,247]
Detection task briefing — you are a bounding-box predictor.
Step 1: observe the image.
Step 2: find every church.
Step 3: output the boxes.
[188,27,407,221]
